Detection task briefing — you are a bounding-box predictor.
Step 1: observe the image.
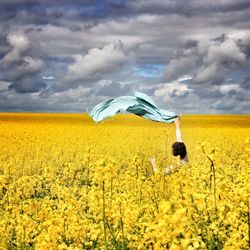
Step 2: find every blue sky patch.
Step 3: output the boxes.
[133,64,165,79]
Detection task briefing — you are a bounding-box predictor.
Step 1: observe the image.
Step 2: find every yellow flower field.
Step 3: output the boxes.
[0,113,249,250]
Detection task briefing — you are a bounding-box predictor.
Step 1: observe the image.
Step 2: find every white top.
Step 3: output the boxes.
[151,125,188,175]
[164,127,189,174]
[176,127,188,163]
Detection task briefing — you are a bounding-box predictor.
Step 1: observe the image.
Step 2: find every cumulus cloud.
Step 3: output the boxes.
[163,55,199,81]
[193,36,247,84]
[3,57,44,81]
[154,82,193,102]
[163,34,249,86]
[67,41,129,81]
[219,84,241,94]
[0,30,45,93]
[52,40,133,91]
[0,31,30,66]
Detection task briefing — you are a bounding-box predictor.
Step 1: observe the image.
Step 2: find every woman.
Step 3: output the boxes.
[150,117,188,175]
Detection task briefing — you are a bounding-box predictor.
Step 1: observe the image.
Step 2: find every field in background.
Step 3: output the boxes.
[0,113,250,249]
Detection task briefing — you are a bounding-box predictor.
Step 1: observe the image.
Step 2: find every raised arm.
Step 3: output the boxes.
[150,117,188,174]
[174,117,188,163]
[175,117,182,142]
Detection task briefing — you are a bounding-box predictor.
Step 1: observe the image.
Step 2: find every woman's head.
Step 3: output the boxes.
[172,142,187,159]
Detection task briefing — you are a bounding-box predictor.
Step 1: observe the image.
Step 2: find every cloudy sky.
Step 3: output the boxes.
[0,0,250,114]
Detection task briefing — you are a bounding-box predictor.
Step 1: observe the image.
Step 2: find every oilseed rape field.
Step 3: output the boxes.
[0,113,250,250]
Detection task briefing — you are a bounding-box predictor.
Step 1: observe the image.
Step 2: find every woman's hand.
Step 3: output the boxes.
[149,157,158,172]
[174,116,180,128]
[149,157,156,166]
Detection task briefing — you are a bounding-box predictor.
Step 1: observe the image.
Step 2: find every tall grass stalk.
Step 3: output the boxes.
[102,180,108,249]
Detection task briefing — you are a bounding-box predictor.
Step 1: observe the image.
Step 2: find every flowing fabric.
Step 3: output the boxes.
[89,91,178,123]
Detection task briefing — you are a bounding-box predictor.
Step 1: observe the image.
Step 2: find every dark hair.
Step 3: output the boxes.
[172,142,187,159]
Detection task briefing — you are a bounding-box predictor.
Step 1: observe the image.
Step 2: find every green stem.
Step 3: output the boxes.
[119,202,126,250]
[201,146,217,213]
[248,198,250,248]
[102,180,107,249]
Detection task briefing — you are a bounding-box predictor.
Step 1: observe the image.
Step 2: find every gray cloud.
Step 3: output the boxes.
[212,98,237,111]
[0,30,30,65]
[51,40,134,91]
[193,42,246,84]
[2,57,44,81]
[0,30,45,93]
[9,78,46,93]
[163,55,199,82]
[96,81,132,97]
[163,34,249,86]
[192,86,224,100]
[240,75,250,89]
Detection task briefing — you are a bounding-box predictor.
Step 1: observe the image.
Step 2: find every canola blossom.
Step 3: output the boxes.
[0,113,250,249]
